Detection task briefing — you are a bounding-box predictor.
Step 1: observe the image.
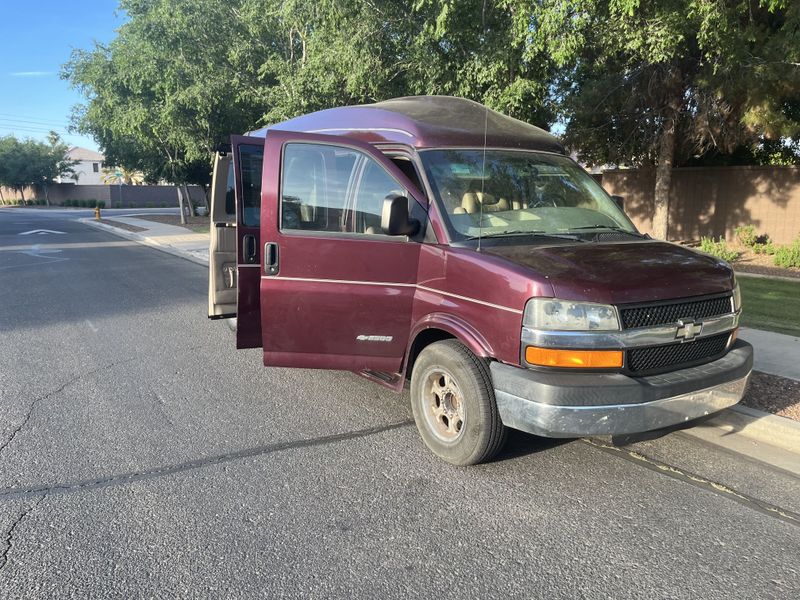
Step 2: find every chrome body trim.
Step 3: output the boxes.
[521,311,740,349]
[495,374,750,438]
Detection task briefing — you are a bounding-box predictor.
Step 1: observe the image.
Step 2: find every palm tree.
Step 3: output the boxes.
[101,166,145,185]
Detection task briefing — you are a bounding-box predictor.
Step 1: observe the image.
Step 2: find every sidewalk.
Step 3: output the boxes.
[82,215,209,266]
[80,214,800,465]
[739,327,800,381]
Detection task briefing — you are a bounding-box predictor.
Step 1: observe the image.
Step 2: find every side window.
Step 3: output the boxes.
[281,143,341,231]
[225,161,235,216]
[280,142,407,235]
[352,160,404,234]
[239,145,263,226]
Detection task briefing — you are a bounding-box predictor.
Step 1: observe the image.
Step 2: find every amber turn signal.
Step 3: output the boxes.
[525,346,623,368]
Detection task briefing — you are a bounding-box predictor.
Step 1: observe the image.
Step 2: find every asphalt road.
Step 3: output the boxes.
[1,207,799,599]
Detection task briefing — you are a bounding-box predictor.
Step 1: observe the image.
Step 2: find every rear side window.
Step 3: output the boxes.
[280,143,405,235]
[238,144,263,226]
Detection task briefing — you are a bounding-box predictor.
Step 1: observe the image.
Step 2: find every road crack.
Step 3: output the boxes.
[0,420,414,502]
[0,495,45,573]
[0,358,136,459]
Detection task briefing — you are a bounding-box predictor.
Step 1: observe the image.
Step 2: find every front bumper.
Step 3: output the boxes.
[491,340,753,438]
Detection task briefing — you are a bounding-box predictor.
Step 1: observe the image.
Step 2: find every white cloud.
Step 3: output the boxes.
[10,71,55,77]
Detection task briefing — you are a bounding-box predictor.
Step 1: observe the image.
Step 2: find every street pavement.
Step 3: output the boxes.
[1,207,799,599]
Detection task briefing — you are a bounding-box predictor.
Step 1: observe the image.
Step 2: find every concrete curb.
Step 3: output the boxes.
[680,403,800,472]
[80,218,209,267]
[726,404,800,453]
[735,271,800,283]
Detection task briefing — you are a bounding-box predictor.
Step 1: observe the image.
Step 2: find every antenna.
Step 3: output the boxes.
[477,106,488,252]
[477,0,489,252]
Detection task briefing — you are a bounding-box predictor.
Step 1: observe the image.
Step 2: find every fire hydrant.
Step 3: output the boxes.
[94,206,101,220]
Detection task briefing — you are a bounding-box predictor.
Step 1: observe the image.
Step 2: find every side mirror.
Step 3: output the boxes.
[381,194,420,236]
[611,195,625,211]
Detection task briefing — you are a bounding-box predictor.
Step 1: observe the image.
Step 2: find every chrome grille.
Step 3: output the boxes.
[626,333,730,374]
[619,295,732,330]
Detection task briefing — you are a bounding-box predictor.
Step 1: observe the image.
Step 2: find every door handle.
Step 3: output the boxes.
[243,234,257,264]
[264,242,279,275]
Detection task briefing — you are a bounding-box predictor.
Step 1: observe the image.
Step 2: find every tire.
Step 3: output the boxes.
[410,340,507,465]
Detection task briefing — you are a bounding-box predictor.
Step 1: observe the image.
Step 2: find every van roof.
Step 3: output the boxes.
[247,96,564,154]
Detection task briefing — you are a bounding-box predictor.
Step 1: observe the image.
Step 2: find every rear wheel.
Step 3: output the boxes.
[410,340,506,465]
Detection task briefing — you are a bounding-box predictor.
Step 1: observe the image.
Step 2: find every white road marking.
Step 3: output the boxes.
[18,229,67,236]
[20,245,64,258]
[85,320,99,333]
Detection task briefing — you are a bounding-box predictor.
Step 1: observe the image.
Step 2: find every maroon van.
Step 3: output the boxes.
[207,96,752,465]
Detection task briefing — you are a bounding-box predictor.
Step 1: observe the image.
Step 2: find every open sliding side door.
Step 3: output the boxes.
[208,150,236,319]
[231,135,266,349]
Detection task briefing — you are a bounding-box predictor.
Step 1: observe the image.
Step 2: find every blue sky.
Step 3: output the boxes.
[0,1,125,151]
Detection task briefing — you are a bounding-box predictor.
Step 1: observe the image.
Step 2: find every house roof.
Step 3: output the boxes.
[67,146,105,162]
[248,96,564,154]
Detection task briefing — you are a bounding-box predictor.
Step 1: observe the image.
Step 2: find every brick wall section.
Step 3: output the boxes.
[1,184,206,208]
[602,166,800,244]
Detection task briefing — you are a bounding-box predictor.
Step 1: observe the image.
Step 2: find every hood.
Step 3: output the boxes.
[484,240,734,305]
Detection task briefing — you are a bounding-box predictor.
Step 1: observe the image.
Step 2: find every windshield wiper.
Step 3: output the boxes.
[567,225,645,237]
[465,230,584,242]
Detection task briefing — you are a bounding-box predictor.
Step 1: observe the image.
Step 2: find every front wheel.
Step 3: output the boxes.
[410,340,507,465]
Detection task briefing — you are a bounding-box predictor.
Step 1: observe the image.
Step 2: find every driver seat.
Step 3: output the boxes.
[461,189,509,214]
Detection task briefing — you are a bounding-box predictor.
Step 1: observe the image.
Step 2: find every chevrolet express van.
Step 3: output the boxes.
[207,96,753,465]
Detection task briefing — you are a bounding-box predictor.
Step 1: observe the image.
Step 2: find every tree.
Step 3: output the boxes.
[0,133,76,204]
[64,0,274,188]
[526,0,800,239]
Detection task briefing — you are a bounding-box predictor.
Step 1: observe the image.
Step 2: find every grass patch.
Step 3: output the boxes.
[739,276,800,337]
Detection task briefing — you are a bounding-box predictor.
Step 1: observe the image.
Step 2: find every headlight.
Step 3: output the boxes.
[523,298,620,331]
[732,281,741,312]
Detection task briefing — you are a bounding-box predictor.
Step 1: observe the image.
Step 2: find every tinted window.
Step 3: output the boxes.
[238,144,263,226]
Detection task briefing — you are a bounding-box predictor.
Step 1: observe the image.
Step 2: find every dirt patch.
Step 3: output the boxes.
[741,370,800,421]
[133,214,210,233]
[103,219,147,233]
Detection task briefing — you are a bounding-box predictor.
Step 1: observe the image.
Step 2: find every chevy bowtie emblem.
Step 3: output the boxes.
[676,318,703,342]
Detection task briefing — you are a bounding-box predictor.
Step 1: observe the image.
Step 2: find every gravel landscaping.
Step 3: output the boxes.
[103,219,147,232]
[734,249,800,279]
[134,214,210,233]
[742,370,800,421]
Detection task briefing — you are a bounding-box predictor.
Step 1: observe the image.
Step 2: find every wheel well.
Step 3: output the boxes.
[405,328,455,379]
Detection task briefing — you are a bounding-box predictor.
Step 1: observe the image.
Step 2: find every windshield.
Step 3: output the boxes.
[420,149,638,241]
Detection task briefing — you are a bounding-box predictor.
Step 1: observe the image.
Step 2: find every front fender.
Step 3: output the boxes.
[407,312,494,359]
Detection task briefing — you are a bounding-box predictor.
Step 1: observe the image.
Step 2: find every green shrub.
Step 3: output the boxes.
[774,238,800,269]
[753,241,778,255]
[114,202,122,208]
[36,199,45,206]
[145,202,154,208]
[98,201,106,208]
[699,236,740,262]
[734,225,758,247]
[87,199,97,208]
